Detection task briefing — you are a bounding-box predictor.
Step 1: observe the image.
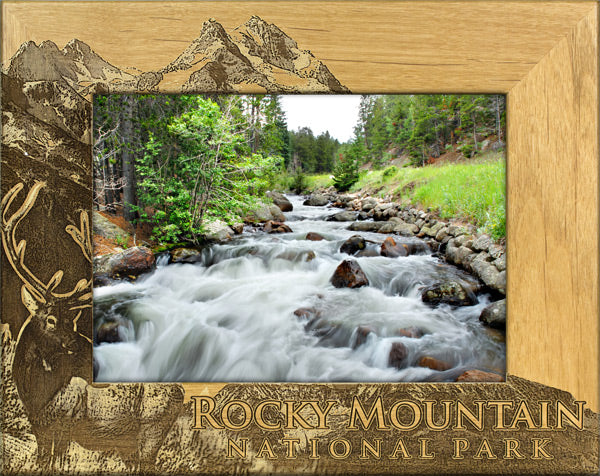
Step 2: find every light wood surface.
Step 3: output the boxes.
[2,0,598,411]
[507,6,599,411]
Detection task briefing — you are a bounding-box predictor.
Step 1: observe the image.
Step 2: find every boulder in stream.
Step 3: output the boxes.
[94,246,156,280]
[326,211,358,222]
[380,237,409,258]
[264,221,292,233]
[348,221,387,232]
[421,281,478,307]
[203,219,235,242]
[266,191,293,212]
[396,327,424,338]
[171,247,203,264]
[353,326,376,348]
[340,235,366,255]
[330,259,369,288]
[303,193,329,206]
[479,299,506,330]
[245,202,286,223]
[418,356,451,371]
[306,232,325,241]
[388,342,408,368]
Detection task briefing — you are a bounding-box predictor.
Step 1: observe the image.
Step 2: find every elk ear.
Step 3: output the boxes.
[21,284,45,314]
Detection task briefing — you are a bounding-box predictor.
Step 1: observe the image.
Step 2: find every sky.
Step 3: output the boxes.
[279,95,362,143]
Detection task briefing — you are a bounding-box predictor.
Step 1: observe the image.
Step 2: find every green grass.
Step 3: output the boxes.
[303,174,332,191]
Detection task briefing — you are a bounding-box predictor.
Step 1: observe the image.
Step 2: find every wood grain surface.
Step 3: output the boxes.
[2,0,598,411]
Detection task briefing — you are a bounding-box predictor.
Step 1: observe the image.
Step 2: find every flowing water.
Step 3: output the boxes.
[94,195,505,382]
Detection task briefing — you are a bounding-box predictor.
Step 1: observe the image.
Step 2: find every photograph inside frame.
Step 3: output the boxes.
[92,93,507,383]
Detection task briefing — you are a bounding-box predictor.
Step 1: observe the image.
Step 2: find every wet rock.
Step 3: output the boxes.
[266,191,293,212]
[353,326,375,348]
[456,370,504,382]
[348,221,387,232]
[472,234,492,252]
[340,235,366,255]
[418,356,451,371]
[93,274,113,287]
[355,249,380,258]
[95,321,122,344]
[264,221,292,233]
[330,259,369,288]
[479,299,506,329]
[421,281,478,307]
[305,251,316,262]
[294,307,320,320]
[96,246,156,280]
[388,342,408,368]
[361,197,378,211]
[396,327,424,338]
[357,211,370,220]
[303,193,329,206]
[380,237,409,258]
[204,219,234,242]
[306,232,325,241]
[171,247,203,264]
[231,222,244,234]
[485,328,506,344]
[327,211,358,222]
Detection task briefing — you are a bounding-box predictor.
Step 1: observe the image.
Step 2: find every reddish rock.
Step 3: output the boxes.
[293,307,320,320]
[388,342,409,369]
[107,246,155,279]
[418,356,451,371]
[396,327,424,338]
[353,326,375,348]
[380,237,409,258]
[306,232,325,241]
[264,221,292,233]
[330,260,369,288]
[456,370,504,382]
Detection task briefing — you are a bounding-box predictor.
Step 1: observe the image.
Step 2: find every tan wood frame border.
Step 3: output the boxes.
[2,0,598,413]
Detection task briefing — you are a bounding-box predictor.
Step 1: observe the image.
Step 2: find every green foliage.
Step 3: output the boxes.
[135,97,279,245]
[290,169,307,194]
[332,153,359,192]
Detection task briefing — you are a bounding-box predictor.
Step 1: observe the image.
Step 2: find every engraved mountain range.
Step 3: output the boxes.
[3,16,348,94]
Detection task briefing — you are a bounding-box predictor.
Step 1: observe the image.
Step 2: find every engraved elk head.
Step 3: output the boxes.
[1,182,93,414]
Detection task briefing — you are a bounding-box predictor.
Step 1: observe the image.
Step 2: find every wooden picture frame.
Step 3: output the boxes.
[1,1,598,474]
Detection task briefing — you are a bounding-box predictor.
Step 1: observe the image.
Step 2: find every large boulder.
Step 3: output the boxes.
[380,237,409,258]
[94,246,156,280]
[303,193,329,206]
[93,211,129,241]
[326,211,358,222]
[340,235,366,255]
[479,299,506,329]
[421,281,478,307]
[245,202,286,223]
[330,259,369,288]
[171,247,203,264]
[266,191,293,212]
[204,220,234,242]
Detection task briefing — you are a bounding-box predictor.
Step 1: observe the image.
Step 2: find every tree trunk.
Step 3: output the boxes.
[121,96,136,222]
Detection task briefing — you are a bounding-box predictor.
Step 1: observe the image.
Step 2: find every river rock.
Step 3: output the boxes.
[447,224,467,237]
[472,234,492,252]
[294,307,320,320]
[303,193,329,206]
[348,221,387,232]
[330,259,369,288]
[353,326,375,348]
[456,370,504,382]
[95,246,156,280]
[421,281,478,307]
[388,342,408,368]
[171,247,203,264]
[419,222,445,238]
[93,211,129,241]
[264,221,292,233]
[479,299,506,329]
[204,219,234,242]
[488,243,504,259]
[355,249,380,258]
[446,245,474,266]
[245,203,285,223]
[340,235,366,255]
[435,227,449,242]
[380,237,409,258]
[266,191,293,212]
[306,232,325,241]
[396,327,424,338]
[231,222,244,234]
[418,356,451,371]
[361,197,378,212]
[327,211,358,222]
[95,320,124,344]
[387,218,419,236]
[493,254,506,272]
[470,253,503,291]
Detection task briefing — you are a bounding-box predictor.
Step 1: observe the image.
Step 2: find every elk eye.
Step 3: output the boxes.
[46,315,57,330]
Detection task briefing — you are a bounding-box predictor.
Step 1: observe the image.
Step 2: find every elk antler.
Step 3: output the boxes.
[1,182,92,303]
